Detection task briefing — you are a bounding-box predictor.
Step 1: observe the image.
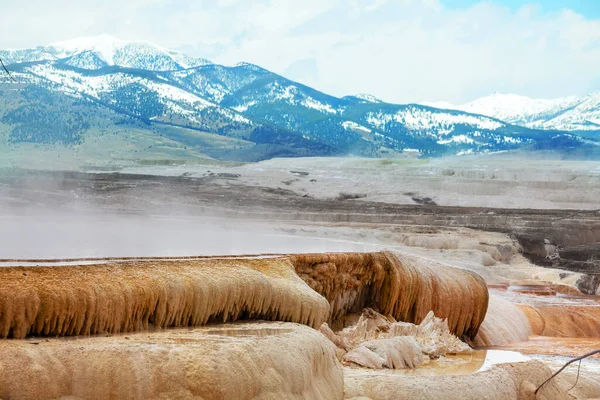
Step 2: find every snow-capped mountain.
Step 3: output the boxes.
[1,34,210,72]
[0,35,597,161]
[22,62,254,137]
[423,92,600,131]
[215,73,539,155]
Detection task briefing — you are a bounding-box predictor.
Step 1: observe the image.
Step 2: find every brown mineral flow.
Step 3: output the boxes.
[0,251,489,340]
[474,290,600,347]
[0,257,330,338]
[291,251,489,339]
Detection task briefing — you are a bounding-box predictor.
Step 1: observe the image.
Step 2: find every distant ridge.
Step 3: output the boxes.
[0,35,598,163]
[421,92,600,131]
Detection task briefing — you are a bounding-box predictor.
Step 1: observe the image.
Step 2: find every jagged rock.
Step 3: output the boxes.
[322,308,471,369]
[343,336,424,369]
[576,274,600,295]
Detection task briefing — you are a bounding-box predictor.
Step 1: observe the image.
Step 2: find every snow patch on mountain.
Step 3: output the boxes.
[503,136,522,143]
[245,81,339,114]
[64,51,109,70]
[0,47,60,64]
[302,97,337,114]
[232,101,257,113]
[354,93,383,103]
[457,93,578,122]
[538,93,600,131]
[342,121,372,133]
[366,107,504,133]
[25,63,252,126]
[143,80,212,107]
[437,134,474,145]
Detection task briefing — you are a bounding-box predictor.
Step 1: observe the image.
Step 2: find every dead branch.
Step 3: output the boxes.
[550,209,600,224]
[535,349,600,394]
[0,57,16,82]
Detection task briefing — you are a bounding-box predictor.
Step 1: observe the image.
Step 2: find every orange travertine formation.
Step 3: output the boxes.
[291,251,489,339]
[0,257,329,338]
[0,251,489,340]
[518,304,600,337]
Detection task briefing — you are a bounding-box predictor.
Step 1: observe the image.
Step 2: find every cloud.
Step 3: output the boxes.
[0,0,598,103]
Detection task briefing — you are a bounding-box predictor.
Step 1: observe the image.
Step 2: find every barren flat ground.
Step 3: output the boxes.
[0,154,597,227]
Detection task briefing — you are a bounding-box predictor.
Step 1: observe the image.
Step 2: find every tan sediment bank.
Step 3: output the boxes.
[343,360,582,400]
[495,336,600,359]
[0,322,344,400]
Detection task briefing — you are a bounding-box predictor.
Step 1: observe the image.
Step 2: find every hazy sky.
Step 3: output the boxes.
[1,0,598,103]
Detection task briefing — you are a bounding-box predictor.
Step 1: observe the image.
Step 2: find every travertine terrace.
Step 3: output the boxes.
[0,155,599,399]
[0,251,598,399]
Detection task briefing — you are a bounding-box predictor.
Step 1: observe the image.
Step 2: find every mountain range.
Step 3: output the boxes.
[0,34,598,164]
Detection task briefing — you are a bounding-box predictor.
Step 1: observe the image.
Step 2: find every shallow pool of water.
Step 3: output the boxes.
[204,327,294,337]
[494,336,600,359]
[346,350,529,377]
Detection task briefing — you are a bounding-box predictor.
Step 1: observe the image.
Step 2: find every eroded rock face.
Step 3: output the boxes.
[515,233,600,283]
[343,337,424,369]
[576,274,600,295]
[0,322,344,400]
[0,251,489,341]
